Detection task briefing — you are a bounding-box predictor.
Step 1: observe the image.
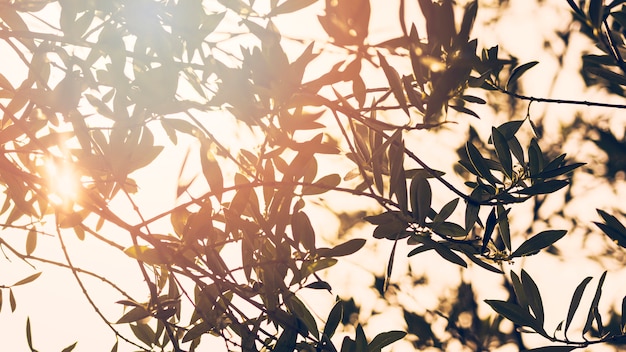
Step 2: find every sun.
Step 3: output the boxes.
[44,157,80,210]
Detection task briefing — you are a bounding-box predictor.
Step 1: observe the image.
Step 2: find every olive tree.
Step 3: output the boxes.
[1,0,626,351]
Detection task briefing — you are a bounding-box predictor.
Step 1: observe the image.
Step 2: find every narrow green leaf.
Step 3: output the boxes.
[516,180,568,195]
[524,347,576,352]
[621,295,626,331]
[481,207,497,253]
[355,324,367,352]
[200,140,224,201]
[9,288,16,312]
[269,0,317,16]
[116,306,150,324]
[302,173,341,195]
[409,173,431,227]
[378,51,409,115]
[291,211,316,251]
[496,120,525,139]
[12,272,42,287]
[536,162,584,179]
[497,204,512,251]
[466,142,500,186]
[595,209,626,247]
[485,300,542,333]
[461,95,485,104]
[510,230,567,258]
[25,227,37,256]
[449,104,480,119]
[492,127,513,178]
[506,61,539,90]
[323,300,343,339]
[318,238,366,257]
[368,331,407,352]
[511,271,529,312]
[564,276,592,338]
[289,294,319,338]
[521,270,545,327]
[583,271,607,335]
[433,198,459,223]
[26,317,34,351]
[431,221,468,237]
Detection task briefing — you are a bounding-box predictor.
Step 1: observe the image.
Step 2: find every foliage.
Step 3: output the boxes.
[1,0,626,351]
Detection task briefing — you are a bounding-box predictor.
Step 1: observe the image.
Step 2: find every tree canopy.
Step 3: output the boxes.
[2,0,626,351]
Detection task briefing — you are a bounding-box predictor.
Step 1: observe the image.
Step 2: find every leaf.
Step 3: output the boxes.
[524,347,576,352]
[583,271,607,335]
[116,306,150,324]
[378,51,409,115]
[521,270,545,326]
[535,162,584,179]
[497,204,512,251]
[409,173,431,227]
[61,342,77,352]
[200,139,224,201]
[355,324,367,352]
[510,230,567,258]
[466,142,500,186]
[318,238,366,257]
[9,288,16,312]
[515,180,569,195]
[594,209,626,247]
[323,300,343,339]
[368,331,407,352]
[492,127,513,178]
[449,105,480,119]
[26,317,34,351]
[433,198,459,223]
[506,61,539,90]
[431,221,468,237]
[288,294,319,337]
[25,227,37,255]
[485,300,543,333]
[12,272,42,286]
[564,276,592,338]
[481,207,497,253]
[302,173,341,195]
[269,0,317,16]
[292,211,316,251]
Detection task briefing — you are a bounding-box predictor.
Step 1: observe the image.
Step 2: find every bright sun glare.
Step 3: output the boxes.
[44,157,79,208]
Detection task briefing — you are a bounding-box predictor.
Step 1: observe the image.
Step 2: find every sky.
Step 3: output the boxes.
[2,0,626,351]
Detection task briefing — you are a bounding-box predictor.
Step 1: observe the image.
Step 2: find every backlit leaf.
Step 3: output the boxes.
[323,300,343,339]
[302,173,341,195]
[61,342,77,352]
[409,173,431,227]
[492,127,513,178]
[116,306,150,324]
[378,52,409,115]
[510,230,567,258]
[26,227,36,255]
[288,294,319,337]
[269,0,317,16]
[13,272,42,287]
[485,300,543,333]
[564,276,592,337]
[368,331,407,352]
[318,238,366,257]
[515,180,568,195]
[506,61,539,90]
[466,142,499,185]
[583,271,607,335]
[9,288,15,312]
[521,270,544,326]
